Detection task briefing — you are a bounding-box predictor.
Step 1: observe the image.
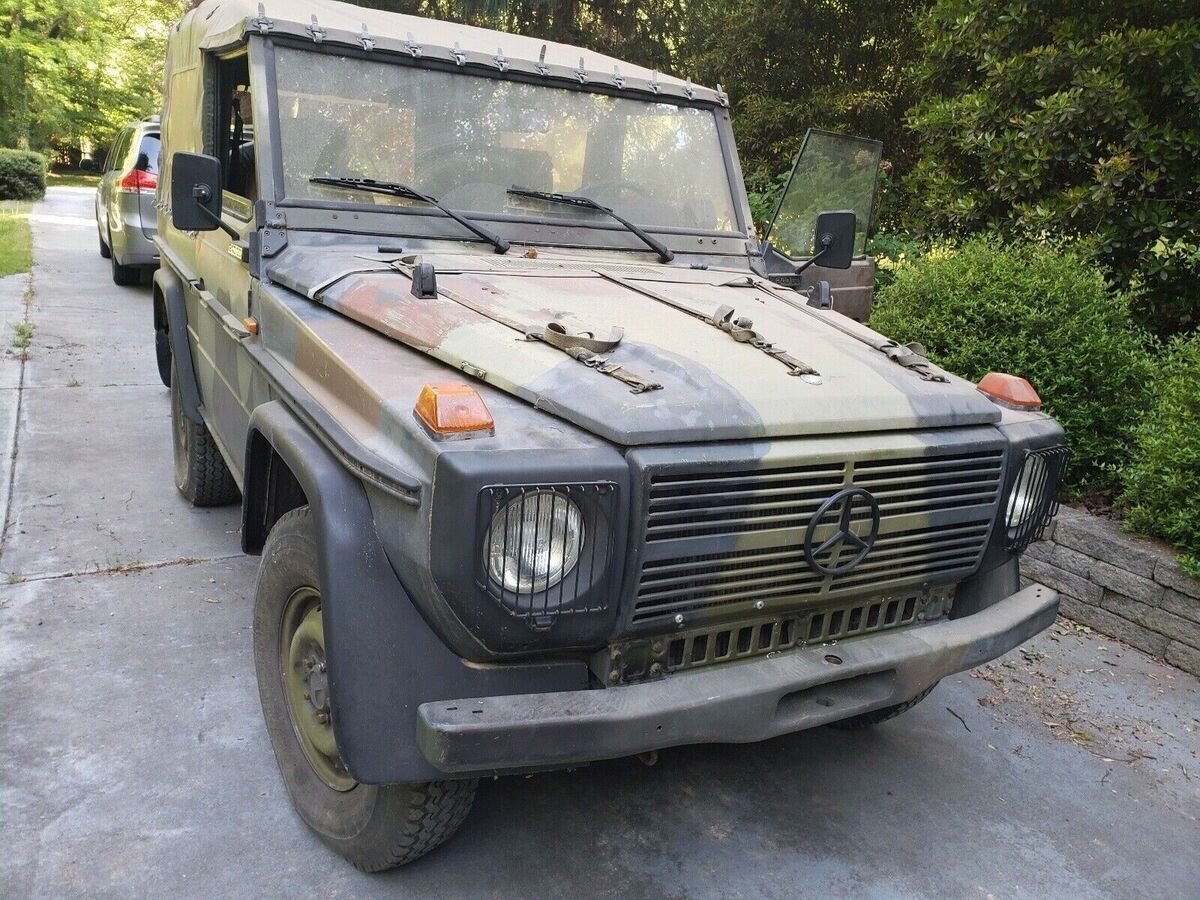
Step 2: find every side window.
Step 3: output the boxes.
[212,54,255,212]
[107,129,132,173]
[135,133,161,174]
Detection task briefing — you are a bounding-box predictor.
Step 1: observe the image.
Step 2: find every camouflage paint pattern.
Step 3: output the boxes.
[156,0,1065,662]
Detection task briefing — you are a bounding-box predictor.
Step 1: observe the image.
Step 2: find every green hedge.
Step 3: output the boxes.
[1120,336,1200,574]
[0,149,46,201]
[872,237,1153,492]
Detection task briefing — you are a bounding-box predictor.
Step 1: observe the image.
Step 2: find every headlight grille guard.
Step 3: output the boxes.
[475,482,618,632]
[1005,445,1070,553]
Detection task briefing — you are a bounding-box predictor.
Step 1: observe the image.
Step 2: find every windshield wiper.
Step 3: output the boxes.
[310,176,510,254]
[507,187,674,263]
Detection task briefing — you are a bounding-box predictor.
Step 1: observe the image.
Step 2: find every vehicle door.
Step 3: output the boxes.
[186,51,261,481]
[760,129,883,322]
[133,131,162,241]
[99,127,132,239]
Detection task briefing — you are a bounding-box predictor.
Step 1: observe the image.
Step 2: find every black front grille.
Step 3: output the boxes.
[664,593,929,674]
[631,445,1005,628]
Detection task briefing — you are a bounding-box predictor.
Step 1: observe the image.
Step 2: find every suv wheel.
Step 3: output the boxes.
[170,357,239,506]
[109,229,140,286]
[253,507,477,871]
[98,227,112,259]
[828,681,940,730]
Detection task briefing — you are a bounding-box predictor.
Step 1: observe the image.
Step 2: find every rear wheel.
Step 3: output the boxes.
[828,682,939,730]
[109,229,140,286]
[253,508,477,871]
[170,356,239,506]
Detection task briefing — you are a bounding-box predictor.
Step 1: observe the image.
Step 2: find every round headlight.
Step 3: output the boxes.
[486,490,584,594]
[1006,454,1047,528]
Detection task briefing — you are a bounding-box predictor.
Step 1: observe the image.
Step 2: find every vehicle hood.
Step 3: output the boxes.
[267,249,1001,445]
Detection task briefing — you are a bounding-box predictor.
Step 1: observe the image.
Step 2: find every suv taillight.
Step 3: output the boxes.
[117,169,157,193]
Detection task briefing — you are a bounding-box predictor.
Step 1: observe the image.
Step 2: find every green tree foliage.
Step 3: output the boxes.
[903,1,1200,336]
[0,1,183,158]
[356,0,682,71]
[871,238,1154,493]
[677,0,926,224]
[1120,335,1200,574]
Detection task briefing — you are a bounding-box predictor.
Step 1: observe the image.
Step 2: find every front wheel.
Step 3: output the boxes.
[828,681,939,730]
[253,507,477,871]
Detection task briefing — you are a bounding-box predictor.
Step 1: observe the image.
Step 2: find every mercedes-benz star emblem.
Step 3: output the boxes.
[804,487,881,575]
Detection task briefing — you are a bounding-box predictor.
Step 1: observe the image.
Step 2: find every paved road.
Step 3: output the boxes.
[1,189,1197,899]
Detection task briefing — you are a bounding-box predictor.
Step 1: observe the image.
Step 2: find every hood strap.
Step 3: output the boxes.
[597,271,821,380]
[754,280,951,383]
[394,264,662,394]
[527,320,625,354]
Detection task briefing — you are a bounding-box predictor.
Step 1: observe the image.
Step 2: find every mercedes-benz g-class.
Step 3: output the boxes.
[155,0,1068,870]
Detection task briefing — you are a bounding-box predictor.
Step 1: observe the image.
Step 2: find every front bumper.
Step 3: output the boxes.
[417,583,1058,774]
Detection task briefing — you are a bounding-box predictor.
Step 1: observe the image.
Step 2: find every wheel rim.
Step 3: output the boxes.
[280,587,356,791]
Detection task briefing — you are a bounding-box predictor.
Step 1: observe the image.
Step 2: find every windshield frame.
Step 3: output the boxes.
[258,35,754,255]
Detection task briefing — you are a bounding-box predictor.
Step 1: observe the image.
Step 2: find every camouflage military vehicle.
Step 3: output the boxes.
[156,0,1068,871]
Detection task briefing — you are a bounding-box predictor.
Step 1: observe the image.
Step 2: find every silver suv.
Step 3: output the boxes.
[96,116,161,285]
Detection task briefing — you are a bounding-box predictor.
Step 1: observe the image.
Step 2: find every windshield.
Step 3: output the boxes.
[272,47,740,234]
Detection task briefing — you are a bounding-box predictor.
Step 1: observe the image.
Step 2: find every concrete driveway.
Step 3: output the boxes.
[1,188,1197,899]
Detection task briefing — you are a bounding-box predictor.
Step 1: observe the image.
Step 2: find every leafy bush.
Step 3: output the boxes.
[872,237,1153,492]
[867,231,924,293]
[903,2,1200,338]
[1120,336,1200,574]
[0,149,46,200]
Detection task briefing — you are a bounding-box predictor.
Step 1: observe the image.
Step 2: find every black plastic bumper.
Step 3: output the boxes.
[417,584,1059,774]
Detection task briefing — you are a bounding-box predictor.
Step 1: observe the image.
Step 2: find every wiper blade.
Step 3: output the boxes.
[507,186,674,263]
[311,176,509,254]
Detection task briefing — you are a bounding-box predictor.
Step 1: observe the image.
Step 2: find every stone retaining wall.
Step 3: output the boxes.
[1019,506,1200,676]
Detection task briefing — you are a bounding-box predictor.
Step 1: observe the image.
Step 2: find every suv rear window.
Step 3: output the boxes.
[136,134,161,174]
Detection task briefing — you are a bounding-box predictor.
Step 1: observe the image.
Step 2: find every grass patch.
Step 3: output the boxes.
[0,200,32,278]
[47,171,100,189]
[11,321,34,348]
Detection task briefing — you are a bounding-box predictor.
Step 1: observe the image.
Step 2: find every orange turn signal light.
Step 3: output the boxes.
[977,372,1042,411]
[414,382,495,437]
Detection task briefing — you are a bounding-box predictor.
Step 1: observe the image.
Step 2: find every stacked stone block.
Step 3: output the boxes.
[1019,506,1200,675]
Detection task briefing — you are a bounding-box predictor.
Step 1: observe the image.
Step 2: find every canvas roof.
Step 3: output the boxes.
[178,0,722,102]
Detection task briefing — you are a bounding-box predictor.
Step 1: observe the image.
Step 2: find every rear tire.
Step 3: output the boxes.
[109,230,140,286]
[170,356,239,506]
[253,507,477,871]
[828,682,939,730]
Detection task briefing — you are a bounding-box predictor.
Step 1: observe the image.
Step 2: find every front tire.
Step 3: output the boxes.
[253,508,477,870]
[98,227,112,259]
[828,682,939,730]
[169,356,239,506]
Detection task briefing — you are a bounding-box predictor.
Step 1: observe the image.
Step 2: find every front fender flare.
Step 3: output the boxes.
[244,401,587,783]
[153,266,202,424]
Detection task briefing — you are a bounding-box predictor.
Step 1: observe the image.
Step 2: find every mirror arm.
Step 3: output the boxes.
[791,232,834,276]
[192,184,240,240]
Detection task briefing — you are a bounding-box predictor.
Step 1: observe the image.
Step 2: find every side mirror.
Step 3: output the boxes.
[808,210,856,270]
[171,151,224,232]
